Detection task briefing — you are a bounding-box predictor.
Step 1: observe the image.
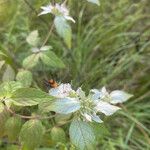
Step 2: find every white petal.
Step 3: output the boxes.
[76,87,85,99]
[49,87,61,97]
[90,89,101,101]
[31,47,40,53]
[38,5,52,16]
[64,16,75,23]
[101,86,107,94]
[60,4,69,14]
[38,10,50,16]
[40,45,52,51]
[91,114,103,123]
[110,90,133,104]
[95,101,120,116]
[100,86,110,99]
[82,113,92,122]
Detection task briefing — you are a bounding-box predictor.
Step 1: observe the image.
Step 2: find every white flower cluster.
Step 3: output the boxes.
[39,3,75,23]
[49,83,133,123]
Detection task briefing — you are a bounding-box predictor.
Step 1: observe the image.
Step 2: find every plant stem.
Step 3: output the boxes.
[5,106,56,120]
[41,23,55,47]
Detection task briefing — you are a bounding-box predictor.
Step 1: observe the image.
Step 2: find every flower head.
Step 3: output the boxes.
[48,84,133,123]
[49,83,75,98]
[39,3,75,23]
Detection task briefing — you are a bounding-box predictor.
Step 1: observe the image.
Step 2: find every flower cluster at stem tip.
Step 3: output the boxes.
[39,2,75,23]
[49,83,133,123]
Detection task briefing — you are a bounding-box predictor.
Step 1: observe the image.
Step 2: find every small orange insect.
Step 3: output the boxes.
[44,79,59,88]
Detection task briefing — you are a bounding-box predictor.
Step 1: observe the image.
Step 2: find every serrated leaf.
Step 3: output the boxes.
[54,16,72,49]
[69,119,95,150]
[45,98,80,114]
[0,81,23,99]
[26,30,40,46]
[22,53,40,69]
[19,120,45,150]
[11,88,54,106]
[5,116,22,142]
[16,70,32,87]
[51,127,66,143]
[40,51,65,68]
[2,65,15,82]
[55,114,71,125]
[87,0,100,5]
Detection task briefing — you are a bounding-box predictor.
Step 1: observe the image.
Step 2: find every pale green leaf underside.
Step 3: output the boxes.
[69,119,95,150]
[44,98,81,114]
[54,16,72,49]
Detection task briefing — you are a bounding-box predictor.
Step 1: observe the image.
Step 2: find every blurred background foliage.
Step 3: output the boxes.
[0,0,150,149]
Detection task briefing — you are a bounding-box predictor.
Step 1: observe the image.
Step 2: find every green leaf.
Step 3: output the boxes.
[40,51,65,68]
[26,30,40,47]
[19,120,45,150]
[5,116,22,142]
[54,16,72,49]
[87,0,100,5]
[69,119,95,150]
[55,114,71,125]
[0,81,23,99]
[0,109,10,138]
[51,127,66,143]
[22,53,40,69]
[2,65,15,82]
[44,98,81,114]
[16,70,33,87]
[40,45,52,51]
[11,88,54,106]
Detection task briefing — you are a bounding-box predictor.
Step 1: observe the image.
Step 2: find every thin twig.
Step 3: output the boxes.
[5,106,56,120]
[41,23,55,47]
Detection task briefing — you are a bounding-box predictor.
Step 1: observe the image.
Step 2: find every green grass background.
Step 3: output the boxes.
[0,0,150,149]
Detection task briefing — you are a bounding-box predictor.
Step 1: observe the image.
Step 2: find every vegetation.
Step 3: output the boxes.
[0,0,150,149]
